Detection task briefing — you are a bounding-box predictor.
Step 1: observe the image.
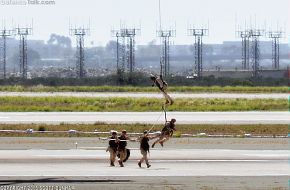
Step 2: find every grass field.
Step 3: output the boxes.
[0,96,287,112]
[0,124,287,137]
[0,85,288,93]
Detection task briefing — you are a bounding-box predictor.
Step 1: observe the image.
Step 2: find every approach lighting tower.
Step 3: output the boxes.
[268,31,283,70]
[0,27,14,79]
[111,29,126,73]
[188,28,209,78]
[16,27,33,79]
[248,29,263,78]
[69,26,90,78]
[237,30,251,70]
[157,29,176,77]
[112,27,140,74]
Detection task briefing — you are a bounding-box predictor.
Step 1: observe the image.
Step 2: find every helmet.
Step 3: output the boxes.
[150,74,156,81]
[122,130,127,134]
[171,118,176,123]
[143,130,148,134]
[111,130,117,135]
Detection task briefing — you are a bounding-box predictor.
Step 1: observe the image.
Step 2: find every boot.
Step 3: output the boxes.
[147,164,151,168]
[110,161,115,167]
[138,162,141,168]
[152,143,155,148]
[160,141,164,147]
[119,160,124,167]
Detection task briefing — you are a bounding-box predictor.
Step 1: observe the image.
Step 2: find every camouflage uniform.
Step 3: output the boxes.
[117,131,128,167]
[107,132,118,166]
[138,131,151,168]
[152,119,176,148]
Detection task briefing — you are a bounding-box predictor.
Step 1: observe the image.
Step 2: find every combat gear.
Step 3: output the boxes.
[152,118,176,148]
[140,136,150,152]
[150,74,173,105]
[117,132,129,167]
[109,135,118,152]
[138,132,151,168]
[107,134,118,166]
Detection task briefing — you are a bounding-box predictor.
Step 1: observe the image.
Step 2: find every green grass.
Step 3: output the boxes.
[0,85,288,93]
[0,124,287,137]
[0,96,287,112]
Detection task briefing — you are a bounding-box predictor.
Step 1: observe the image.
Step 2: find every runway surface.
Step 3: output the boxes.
[0,92,288,99]
[0,149,288,177]
[0,143,288,189]
[0,111,289,124]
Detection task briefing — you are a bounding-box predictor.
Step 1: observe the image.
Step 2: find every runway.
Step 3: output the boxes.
[0,92,288,99]
[0,111,289,124]
[0,149,288,177]
[0,142,288,189]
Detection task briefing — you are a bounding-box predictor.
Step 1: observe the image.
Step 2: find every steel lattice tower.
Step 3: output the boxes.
[268,31,282,70]
[70,27,90,78]
[0,28,14,79]
[188,28,208,78]
[112,27,140,74]
[237,30,251,70]
[16,27,32,79]
[248,29,263,78]
[157,29,176,77]
[112,30,126,72]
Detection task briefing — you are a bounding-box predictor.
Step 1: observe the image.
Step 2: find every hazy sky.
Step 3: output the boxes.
[0,0,289,46]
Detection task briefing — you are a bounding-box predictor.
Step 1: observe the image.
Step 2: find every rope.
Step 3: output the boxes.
[158,0,163,76]
[159,0,162,31]
[147,108,164,133]
[162,104,168,123]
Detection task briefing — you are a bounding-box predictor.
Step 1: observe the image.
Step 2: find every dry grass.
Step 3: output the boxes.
[0,123,288,137]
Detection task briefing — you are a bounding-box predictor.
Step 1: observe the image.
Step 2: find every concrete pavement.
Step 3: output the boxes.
[0,111,289,124]
[0,149,288,177]
[0,92,288,99]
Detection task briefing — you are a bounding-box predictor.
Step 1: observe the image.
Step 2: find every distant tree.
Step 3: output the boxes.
[105,40,117,56]
[148,39,157,46]
[47,34,72,49]
[28,49,41,66]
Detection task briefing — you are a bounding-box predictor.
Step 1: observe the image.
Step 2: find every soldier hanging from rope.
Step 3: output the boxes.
[150,74,174,105]
[152,118,176,148]
[149,73,176,147]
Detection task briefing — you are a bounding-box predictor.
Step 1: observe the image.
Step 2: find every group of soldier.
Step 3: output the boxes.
[107,118,176,168]
[107,74,176,168]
